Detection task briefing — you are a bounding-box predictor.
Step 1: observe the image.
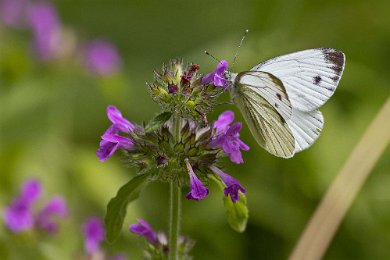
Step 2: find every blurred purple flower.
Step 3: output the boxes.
[201,60,228,88]
[0,0,27,26]
[3,179,41,232]
[129,219,159,246]
[26,2,61,60]
[97,105,137,161]
[83,217,105,254]
[210,166,246,203]
[35,196,68,233]
[3,179,67,234]
[85,40,121,75]
[185,159,208,201]
[210,111,249,164]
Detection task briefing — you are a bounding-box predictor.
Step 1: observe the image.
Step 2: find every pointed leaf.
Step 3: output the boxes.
[105,173,150,243]
[223,192,249,232]
[145,112,172,133]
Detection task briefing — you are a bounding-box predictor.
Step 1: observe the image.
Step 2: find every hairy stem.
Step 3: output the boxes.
[169,182,181,260]
[289,97,390,260]
[169,114,182,260]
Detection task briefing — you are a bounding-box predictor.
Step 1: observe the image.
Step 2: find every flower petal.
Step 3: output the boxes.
[129,219,159,245]
[106,105,135,133]
[213,110,234,133]
[102,134,133,149]
[97,140,119,162]
[201,60,229,87]
[185,159,209,201]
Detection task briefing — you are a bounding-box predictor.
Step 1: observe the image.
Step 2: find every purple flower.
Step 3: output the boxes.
[83,217,105,254]
[85,40,121,76]
[3,179,67,234]
[201,60,228,88]
[97,105,137,162]
[3,179,42,232]
[210,111,249,164]
[26,3,61,60]
[106,105,136,134]
[210,166,246,203]
[185,159,209,201]
[35,196,67,233]
[129,219,159,246]
[0,0,27,27]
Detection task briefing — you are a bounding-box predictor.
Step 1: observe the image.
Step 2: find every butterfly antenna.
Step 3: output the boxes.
[232,29,249,70]
[204,50,221,63]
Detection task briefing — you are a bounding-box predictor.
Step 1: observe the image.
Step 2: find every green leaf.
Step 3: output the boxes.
[144,112,172,133]
[104,173,151,243]
[210,175,249,232]
[224,192,249,233]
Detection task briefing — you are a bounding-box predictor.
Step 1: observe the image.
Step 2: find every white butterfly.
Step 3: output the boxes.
[227,48,345,158]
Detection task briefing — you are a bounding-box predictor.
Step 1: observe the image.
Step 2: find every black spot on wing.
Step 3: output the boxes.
[275,103,279,108]
[313,75,322,85]
[276,93,282,100]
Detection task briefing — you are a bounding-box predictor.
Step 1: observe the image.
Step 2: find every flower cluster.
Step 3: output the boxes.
[3,179,67,233]
[97,107,248,203]
[0,0,121,75]
[130,219,194,260]
[97,61,249,203]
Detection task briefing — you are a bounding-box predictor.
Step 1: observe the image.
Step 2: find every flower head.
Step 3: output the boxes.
[83,217,105,254]
[185,159,209,201]
[129,219,159,246]
[85,40,121,75]
[149,60,225,121]
[26,3,61,60]
[210,111,249,164]
[201,60,229,88]
[35,196,68,233]
[210,166,246,203]
[3,179,41,232]
[97,105,137,161]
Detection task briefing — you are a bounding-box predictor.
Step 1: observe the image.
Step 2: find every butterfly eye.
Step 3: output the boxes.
[224,71,231,80]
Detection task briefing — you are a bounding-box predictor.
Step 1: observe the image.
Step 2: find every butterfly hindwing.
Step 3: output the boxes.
[287,109,324,153]
[232,73,295,158]
[250,48,345,112]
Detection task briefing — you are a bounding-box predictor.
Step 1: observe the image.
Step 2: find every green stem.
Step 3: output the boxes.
[169,182,181,260]
[169,114,182,260]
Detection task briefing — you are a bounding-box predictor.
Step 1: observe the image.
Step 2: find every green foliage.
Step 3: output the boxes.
[105,172,151,243]
[144,111,172,133]
[224,192,249,233]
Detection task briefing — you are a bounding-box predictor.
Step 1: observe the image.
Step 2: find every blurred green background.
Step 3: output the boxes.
[0,0,389,259]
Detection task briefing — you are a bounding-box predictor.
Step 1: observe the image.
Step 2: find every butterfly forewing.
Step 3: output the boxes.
[251,48,345,112]
[232,75,295,158]
[237,71,292,120]
[287,109,324,152]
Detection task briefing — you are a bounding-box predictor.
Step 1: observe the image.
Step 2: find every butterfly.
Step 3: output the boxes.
[226,48,345,158]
